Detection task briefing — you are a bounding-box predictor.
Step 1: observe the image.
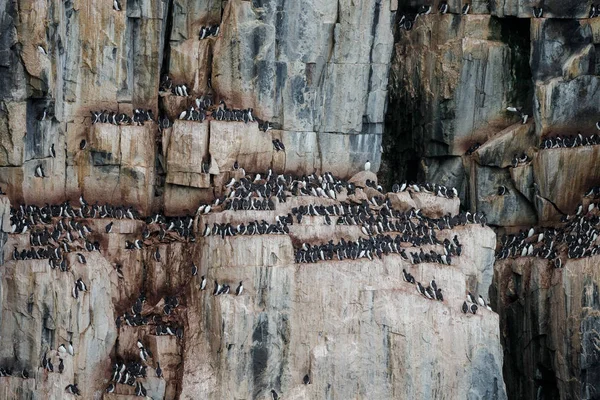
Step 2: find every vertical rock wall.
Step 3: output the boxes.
[386,2,600,399]
[385,1,600,226]
[0,183,507,399]
[1,0,395,215]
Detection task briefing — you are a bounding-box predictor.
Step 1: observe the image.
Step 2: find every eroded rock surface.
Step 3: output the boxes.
[0,172,506,398]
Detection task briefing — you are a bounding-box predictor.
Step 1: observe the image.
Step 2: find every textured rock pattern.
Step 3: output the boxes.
[0,0,396,216]
[385,6,600,226]
[0,179,506,399]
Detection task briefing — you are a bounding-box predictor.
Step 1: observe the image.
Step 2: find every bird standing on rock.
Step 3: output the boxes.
[438,1,448,14]
[364,160,371,171]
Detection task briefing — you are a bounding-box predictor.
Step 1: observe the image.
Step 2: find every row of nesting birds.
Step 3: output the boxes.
[9,199,198,265]
[398,2,600,32]
[540,130,600,150]
[496,202,600,267]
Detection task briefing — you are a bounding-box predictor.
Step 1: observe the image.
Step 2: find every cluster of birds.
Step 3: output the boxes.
[398,2,471,31]
[124,214,197,250]
[462,292,491,314]
[90,109,154,126]
[391,181,458,199]
[511,153,530,168]
[212,280,244,296]
[202,219,290,238]
[105,355,160,396]
[115,293,185,338]
[496,202,600,266]
[9,199,145,269]
[398,3,599,34]
[293,199,473,264]
[40,342,74,377]
[404,272,444,301]
[211,103,254,123]
[540,130,600,150]
[220,170,353,210]
[105,356,157,397]
[199,25,220,39]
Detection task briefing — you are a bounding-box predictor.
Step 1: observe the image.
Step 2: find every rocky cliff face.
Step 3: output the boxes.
[3,0,598,398]
[0,0,395,215]
[0,176,506,399]
[386,2,600,399]
[385,2,600,225]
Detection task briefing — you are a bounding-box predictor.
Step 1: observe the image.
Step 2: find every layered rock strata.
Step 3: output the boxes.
[0,172,506,399]
[385,2,600,226]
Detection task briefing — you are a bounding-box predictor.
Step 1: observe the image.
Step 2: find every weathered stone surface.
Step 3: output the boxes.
[473,164,537,226]
[209,120,273,174]
[491,0,595,19]
[474,123,536,168]
[165,120,210,188]
[534,146,600,215]
[411,191,460,218]
[0,252,117,398]
[534,75,600,137]
[493,256,600,399]
[387,15,519,160]
[181,222,504,399]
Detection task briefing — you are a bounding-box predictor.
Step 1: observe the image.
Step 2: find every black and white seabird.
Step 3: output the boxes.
[58,344,67,353]
[65,384,81,395]
[50,143,56,158]
[191,263,198,276]
[271,389,279,400]
[106,383,115,393]
[77,278,87,292]
[533,7,543,17]
[236,281,243,296]
[68,341,74,356]
[590,4,597,18]
[507,106,528,124]
[303,374,311,384]
[497,186,508,196]
[113,0,121,11]
[596,121,600,130]
[35,164,45,178]
[105,222,113,233]
[438,1,448,14]
[76,253,86,264]
[417,5,432,15]
[80,140,87,150]
[213,280,222,295]
[477,295,486,307]
[467,292,475,303]
[58,358,64,373]
[469,303,478,314]
[200,275,207,290]
[364,160,371,172]
[461,3,470,14]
